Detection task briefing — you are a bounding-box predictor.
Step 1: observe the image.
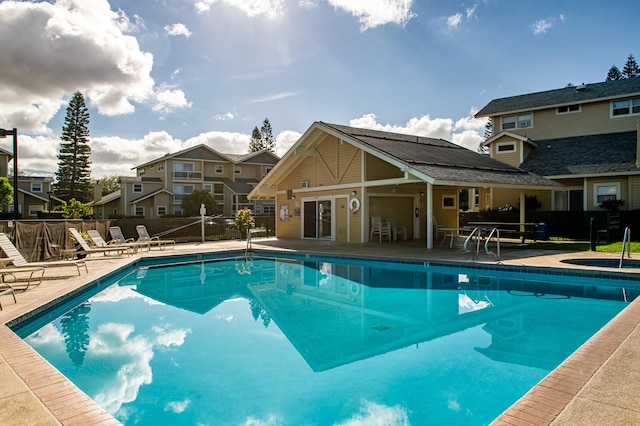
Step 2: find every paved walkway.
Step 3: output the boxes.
[0,238,638,425]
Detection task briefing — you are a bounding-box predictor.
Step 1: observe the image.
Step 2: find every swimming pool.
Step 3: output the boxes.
[12,253,639,425]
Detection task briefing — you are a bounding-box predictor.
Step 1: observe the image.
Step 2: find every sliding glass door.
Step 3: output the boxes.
[303,200,332,239]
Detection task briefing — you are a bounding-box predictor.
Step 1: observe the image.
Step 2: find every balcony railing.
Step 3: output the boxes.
[173,171,202,180]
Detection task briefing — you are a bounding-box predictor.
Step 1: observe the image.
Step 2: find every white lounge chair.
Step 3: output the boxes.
[69,228,132,257]
[87,229,147,253]
[109,226,150,252]
[136,225,175,250]
[0,233,87,276]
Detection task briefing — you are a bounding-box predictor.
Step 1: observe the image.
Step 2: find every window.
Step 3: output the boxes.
[611,98,640,117]
[234,166,242,175]
[501,113,532,130]
[157,206,167,216]
[263,166,272,177]
[442,194,456,209]
[203,183,213,194]
[158,163,164,171]
[138,168,146,176]
[31,182,42,193]
[215,165,223,174]
[174,162,201,180]
[593,183,620,206]
[496,142,515,153]
[213,183,224,205]
[29,205,43,216]
[133,183,143,193]
[133,206,144,216]
[557,104,580,114]
[173,184,194,204]
[173,206,184,215]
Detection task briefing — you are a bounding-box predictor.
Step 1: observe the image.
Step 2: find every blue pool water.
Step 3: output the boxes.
[12,254,639,425]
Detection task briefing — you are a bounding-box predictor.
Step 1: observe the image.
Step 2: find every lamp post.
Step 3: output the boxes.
[0,128,18,220]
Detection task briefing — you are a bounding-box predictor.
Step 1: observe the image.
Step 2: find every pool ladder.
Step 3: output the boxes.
[619,226,631,269]
[463,227,501,261]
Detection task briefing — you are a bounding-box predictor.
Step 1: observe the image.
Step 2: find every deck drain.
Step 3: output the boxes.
[370,324,391,332]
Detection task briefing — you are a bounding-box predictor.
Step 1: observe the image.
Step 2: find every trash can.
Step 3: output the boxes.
[536,222,549,241]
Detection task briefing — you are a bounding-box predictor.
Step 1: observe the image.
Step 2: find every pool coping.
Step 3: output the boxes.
[1,240,639,425]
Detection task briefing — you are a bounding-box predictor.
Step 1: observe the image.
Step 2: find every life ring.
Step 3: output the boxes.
[349,197,361,212]
[350,282,361,296]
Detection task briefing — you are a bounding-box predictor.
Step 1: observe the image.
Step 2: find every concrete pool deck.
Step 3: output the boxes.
[0,237,638,425]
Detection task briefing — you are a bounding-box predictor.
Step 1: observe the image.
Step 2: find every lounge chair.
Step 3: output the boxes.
[109,226,150,252]
[1,266,45,292]
[0,233,87,276]
[69,228,132,257]
[87,229,147,253]
[369,216,392,243]
[136,225,175,250]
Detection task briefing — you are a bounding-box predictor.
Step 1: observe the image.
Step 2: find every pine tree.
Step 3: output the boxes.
[248,118,276,153]
[606,65,623,81]
[622,54,640,78]
[54,91,93,203]
[248,126,262,152]
[260,118,276,153]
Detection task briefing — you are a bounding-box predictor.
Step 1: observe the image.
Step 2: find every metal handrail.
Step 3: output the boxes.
[463,227,479,253]
[619,227,631,268]
[245,228,252,257]
[484,227,501,261]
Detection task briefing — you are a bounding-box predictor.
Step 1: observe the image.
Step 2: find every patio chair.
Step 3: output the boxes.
[87,230,147,254]
[0,233,87,276]
[1,266,45,296]
[386,217,407,241]
[136,225,175,250]
[109,226,150,252]
[369,216,392,243]
[69,228,132,257]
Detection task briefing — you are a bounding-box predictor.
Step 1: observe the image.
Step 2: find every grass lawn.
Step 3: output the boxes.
[519,240,640,253]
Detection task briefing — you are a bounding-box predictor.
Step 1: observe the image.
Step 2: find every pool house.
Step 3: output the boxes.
[249,122,561,247]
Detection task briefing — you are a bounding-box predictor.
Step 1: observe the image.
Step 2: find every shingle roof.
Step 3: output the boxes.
[323,123,560,187]
[520,131,639,177]
[475,78,640,117]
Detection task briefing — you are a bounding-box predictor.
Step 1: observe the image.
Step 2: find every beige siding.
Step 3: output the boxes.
[492,100,639,141]
[365,153,403,180]
[630,176,640,210]
[275,194,300,238]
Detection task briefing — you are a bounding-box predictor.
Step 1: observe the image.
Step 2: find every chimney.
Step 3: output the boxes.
[94,181,103,202]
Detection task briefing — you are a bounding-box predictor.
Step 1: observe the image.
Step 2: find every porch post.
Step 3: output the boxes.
[519,189,526,232]
[426,182,433,249]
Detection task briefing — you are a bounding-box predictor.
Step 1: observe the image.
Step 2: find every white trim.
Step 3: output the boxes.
[593,182,621,206]
[495,141,516,154]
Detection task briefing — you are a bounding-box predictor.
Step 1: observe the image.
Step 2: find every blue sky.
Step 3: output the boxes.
[0,0,638,178]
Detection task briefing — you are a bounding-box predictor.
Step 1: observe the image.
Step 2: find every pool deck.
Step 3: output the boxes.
[0,237,639,425]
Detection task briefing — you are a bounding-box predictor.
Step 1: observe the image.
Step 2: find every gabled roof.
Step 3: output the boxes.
[213,178,257,194]
[482,131,538,148]
[476,78,640,117]
[250,121,559,198]
[129,188,173,204]
[91,189,121,206]
[134,144,235,169]
[520,131,639,177]
[226,149,280,164]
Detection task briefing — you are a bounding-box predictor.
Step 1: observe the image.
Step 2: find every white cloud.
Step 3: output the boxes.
[194,0,286,19]
[0,0,156,131]
[164,23,192,37]
[327,0,416,31]
[446,13,462,29]
[532,18,553,35]
[275,129,302,157]
[214,112,236,120]
[335,400,409,426]
[153,89,192,113]
[348,110,486,152]
[247,92,298,104]
[165,399,191,414]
